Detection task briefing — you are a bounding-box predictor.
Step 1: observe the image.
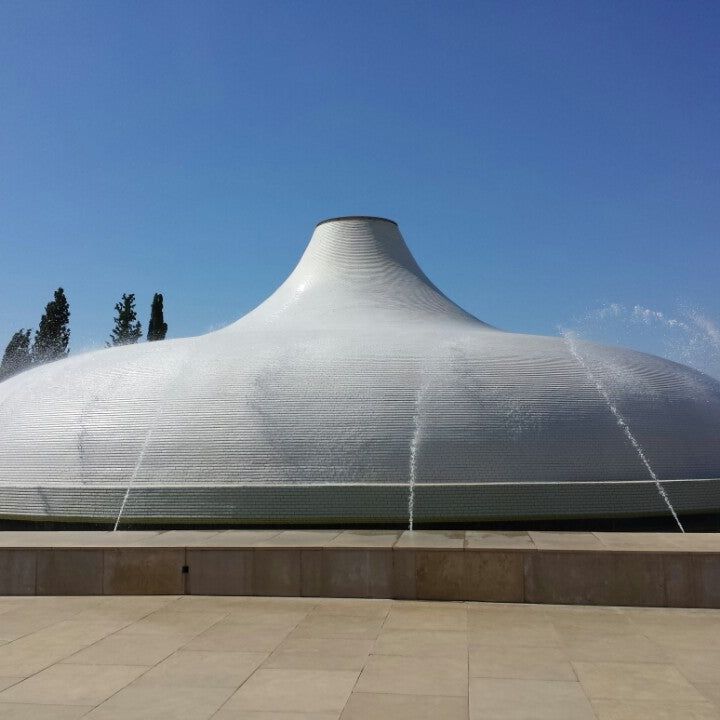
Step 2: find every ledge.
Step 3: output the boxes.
[0,530,718,607]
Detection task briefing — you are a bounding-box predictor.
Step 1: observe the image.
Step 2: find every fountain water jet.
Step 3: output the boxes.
[571,303,720,381]
[408,410,421,531]
[113,423,154,532]
[561,329,685,532]
[407,353,444,531]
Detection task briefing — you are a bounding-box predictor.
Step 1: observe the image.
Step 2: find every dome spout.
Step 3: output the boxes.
[301,216,424,278]
[225,213,488,330]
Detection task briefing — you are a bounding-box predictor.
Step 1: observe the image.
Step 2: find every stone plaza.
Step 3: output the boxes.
[1,592,720,719]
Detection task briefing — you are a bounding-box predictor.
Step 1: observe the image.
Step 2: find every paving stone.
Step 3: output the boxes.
[670,648,720,683]
[83,683,234,719]
[469,677,595,719]
[0,592,718,719]
[221,607,309,628]
[689,682,720,707]
[384,602,467,631]
[137,649,266,687]
[0,704,93,719]
[120,609,226,639]
[628,615,720,650]
[328,530,402,548]
[374,629,468,659]
[468,617,561,648]
[256,531,343,548]
[185,622,294,652]
[395,531,465,549]
[0,663,146,706]
[263,637,373,671]
[191,530,283,546]
[465,531,533,550]
[469,645,575,681]
[221,668,359,713]
[131,531,222,547]
[312,598,390,617]
[71,596,177,624]
[355,655,467,696]
[574,660,709,703]
[593,532,680,551]
[0,677,22,691]
[559,632,670,663]
[342,691,468,719]
[591,698,720,720]
[528,532,603,550]
[0,619,124,676]
[215,710,336,720]
[289,613,385,640]
[62,632,188,666]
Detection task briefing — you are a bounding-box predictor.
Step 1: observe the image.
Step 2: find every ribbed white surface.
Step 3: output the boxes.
[1,217,719,522]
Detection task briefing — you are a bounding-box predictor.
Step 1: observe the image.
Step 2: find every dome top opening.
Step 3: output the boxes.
[315,216,398,227]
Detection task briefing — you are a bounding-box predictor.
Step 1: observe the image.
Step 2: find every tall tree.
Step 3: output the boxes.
[0,329,32,381]
[32,287,70,365]
[147,293,168,341]
[109,293,142,346]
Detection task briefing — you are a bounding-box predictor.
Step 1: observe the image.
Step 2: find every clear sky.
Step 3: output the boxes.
[1,1,718,373]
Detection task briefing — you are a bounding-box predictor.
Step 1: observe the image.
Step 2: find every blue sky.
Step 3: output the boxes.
[1,1,719,372]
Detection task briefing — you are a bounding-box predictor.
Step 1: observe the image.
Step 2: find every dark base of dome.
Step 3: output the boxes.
[1,479,718,529]
[1,515,719,532]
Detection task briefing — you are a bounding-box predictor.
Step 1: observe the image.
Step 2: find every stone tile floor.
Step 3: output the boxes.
[0,595,718,719]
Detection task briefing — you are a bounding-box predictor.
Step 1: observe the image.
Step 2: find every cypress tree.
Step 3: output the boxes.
[0,329,32,381]
[108,293,142,346]
[32,288,71,365]
[147,293,168,341]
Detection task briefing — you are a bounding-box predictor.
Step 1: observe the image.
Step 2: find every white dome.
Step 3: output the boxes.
[1,216,719,524]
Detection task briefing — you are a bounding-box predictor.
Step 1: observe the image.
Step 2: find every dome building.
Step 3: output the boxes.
[1,216,719,526]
